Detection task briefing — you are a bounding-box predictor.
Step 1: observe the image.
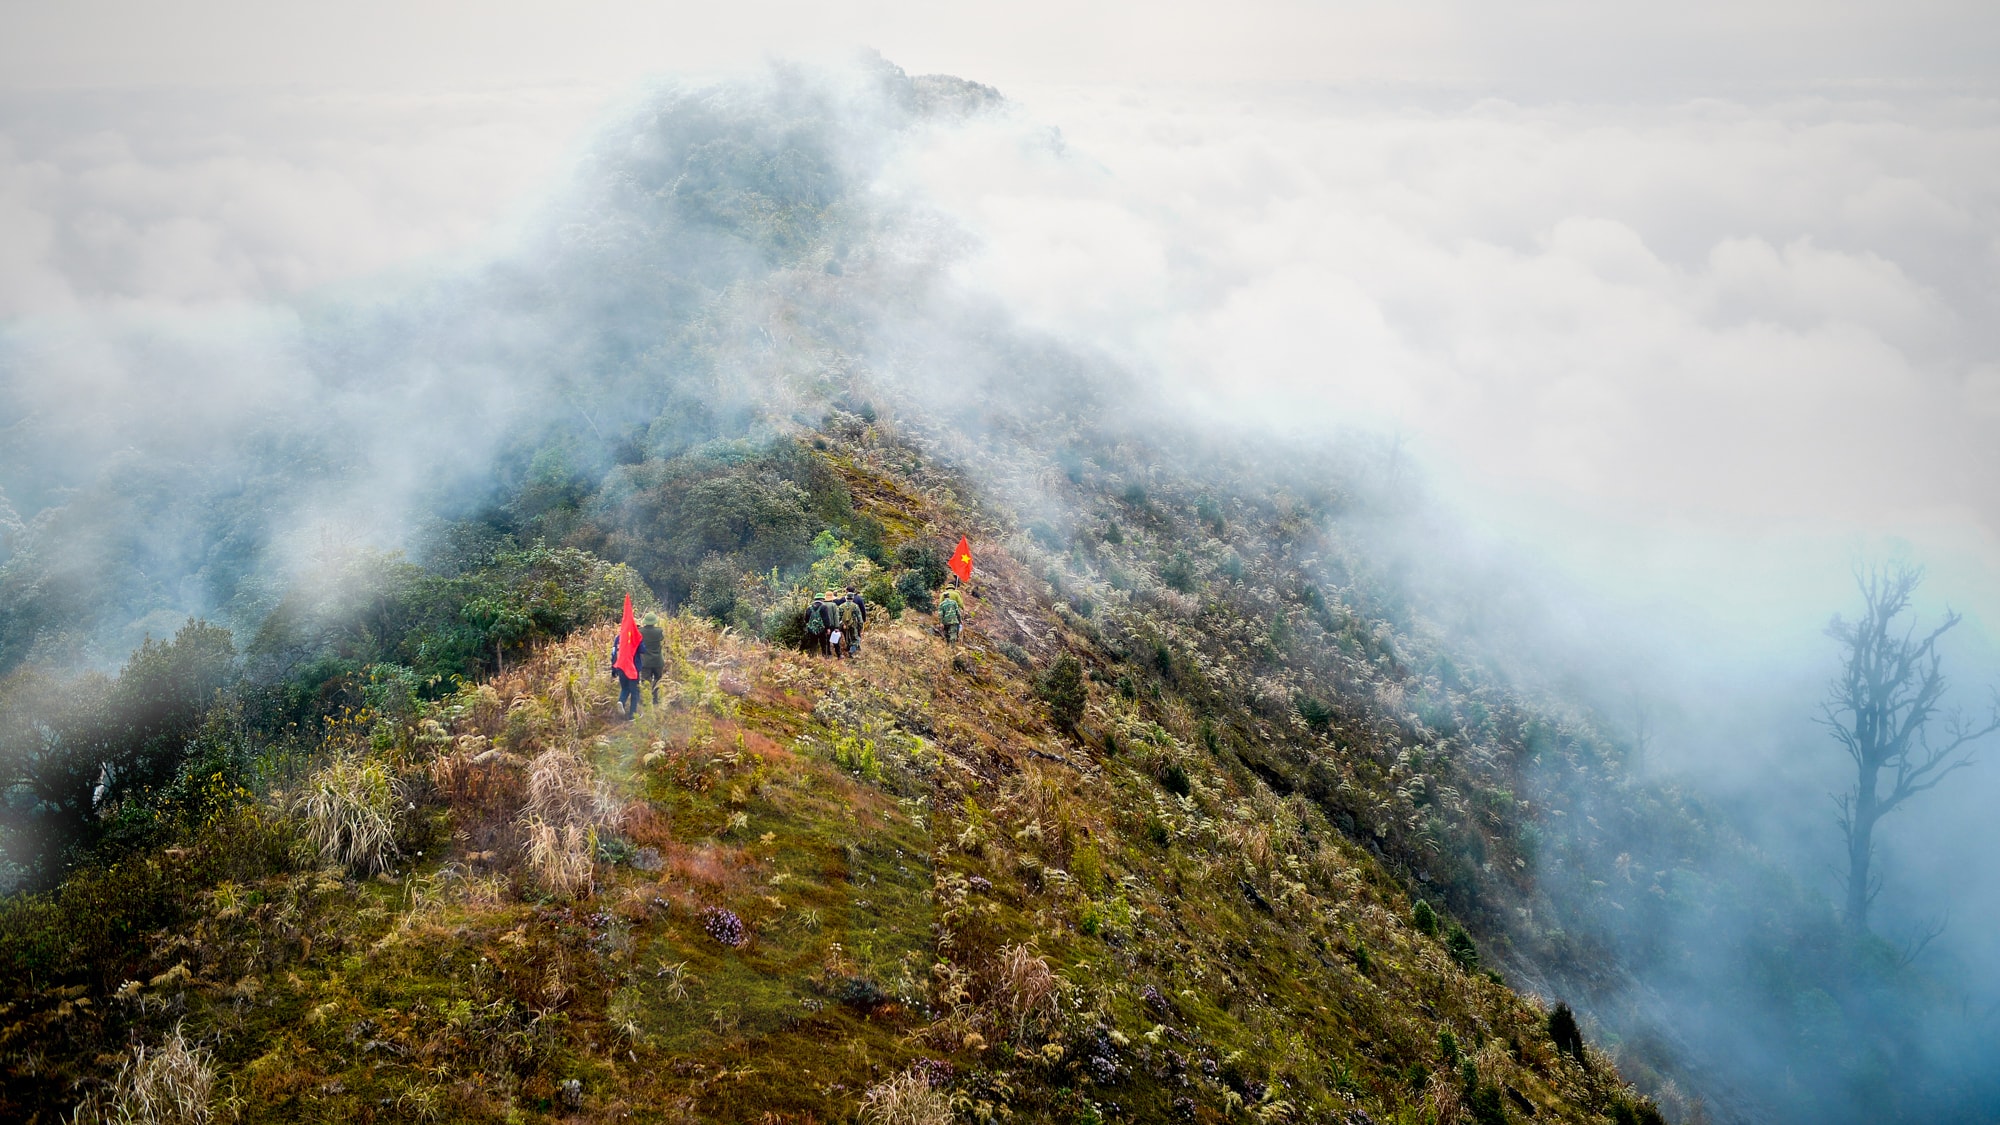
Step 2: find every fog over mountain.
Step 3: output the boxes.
[3,7,1998,1123]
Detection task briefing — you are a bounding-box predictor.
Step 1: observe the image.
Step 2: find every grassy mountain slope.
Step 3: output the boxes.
[0,434,1671,1125]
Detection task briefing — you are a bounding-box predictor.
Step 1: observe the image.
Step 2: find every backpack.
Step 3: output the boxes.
[837,600,859,629]
[939,596,961,625]
[806,601,827,634]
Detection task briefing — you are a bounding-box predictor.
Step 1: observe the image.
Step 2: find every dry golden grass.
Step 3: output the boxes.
[292,755,404,875]
[857,1069,953,1125]
[74,1023,218,1125]
[523,819,596,899]
[993,943,1059,1043]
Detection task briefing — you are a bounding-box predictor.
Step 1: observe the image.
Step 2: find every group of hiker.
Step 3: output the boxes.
[806,586,868,659]
[608,537,979,717]
[803,582,967,658]
[610,610,666,720]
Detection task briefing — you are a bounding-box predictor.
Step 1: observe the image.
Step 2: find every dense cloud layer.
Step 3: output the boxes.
[0,88,607,316]
[894,89,2000,547]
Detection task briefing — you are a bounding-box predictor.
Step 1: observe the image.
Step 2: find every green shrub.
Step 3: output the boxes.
[1036,655,1087,733]
[849,515,888,563]
[1467,1082,1507,1125]
[895,543,948,590]
[363,662,423,724]
[1266,615,1292,655]
[767,605,808,650]
[1158,762,1191,798]
[1445,921,1480,970]
[1296,695,1336,733]
[833,735,881,782]
[1412,899,1440,937]
[1161,552,1197,593]
[1195,496,1224,533]
[1548,1001,1586,1063]
[896,571,935,615]
[862,572,903,618]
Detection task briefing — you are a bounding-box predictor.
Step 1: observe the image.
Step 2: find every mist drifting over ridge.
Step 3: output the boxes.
[2,52,1999,1123]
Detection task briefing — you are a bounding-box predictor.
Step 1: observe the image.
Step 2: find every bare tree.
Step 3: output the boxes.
[1820,565,2000,932]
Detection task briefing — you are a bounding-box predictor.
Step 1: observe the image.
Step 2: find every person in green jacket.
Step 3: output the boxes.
[639,614,666,705]
[836,592,861,658]
[938,588,964,644]
[806,592,830,656]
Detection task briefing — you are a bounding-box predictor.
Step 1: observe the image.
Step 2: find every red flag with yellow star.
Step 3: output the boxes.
[947,535,974,583]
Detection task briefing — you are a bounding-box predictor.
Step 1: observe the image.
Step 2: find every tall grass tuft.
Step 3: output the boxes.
[857,1068,953,1125]
[75,1022,217,1125]
[524,746,597,826]
[523,819,596,899]
[293,756,404,875]
[994,943,1059,1043]
[519,745,612,897]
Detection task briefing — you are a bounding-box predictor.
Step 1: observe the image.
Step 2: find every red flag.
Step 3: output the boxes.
[947,535,974,583]
[614,594,642,679]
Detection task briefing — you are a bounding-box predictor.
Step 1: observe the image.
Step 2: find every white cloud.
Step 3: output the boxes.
[0,88,612,317]
[891,90,2000,563]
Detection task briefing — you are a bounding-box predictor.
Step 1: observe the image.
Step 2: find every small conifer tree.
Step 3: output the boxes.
[1412,899,1440,937]
[1036,655,1087,733]
[1548,1001,1586,1064]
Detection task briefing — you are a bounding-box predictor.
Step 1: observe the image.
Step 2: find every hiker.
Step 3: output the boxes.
[837,586,863,657]
[823,590,845,659]
[610,629,643,720]
[639,613,666,706]
[938,587,964,644]
[806,591,830,656]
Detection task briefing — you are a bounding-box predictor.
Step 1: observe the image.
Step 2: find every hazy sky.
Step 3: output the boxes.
[4,1,1998,692]
[2,1,1995,94]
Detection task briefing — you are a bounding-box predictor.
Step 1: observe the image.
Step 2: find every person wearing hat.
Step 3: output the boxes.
[824,590,845,659]
[836,586,862,658]
[806,591,830,656]
[938,586,964,644]
[842,585,866,657]
[639,613,666,705]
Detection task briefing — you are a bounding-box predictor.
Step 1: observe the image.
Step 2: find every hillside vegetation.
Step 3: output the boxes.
[1,427,1672,1125]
